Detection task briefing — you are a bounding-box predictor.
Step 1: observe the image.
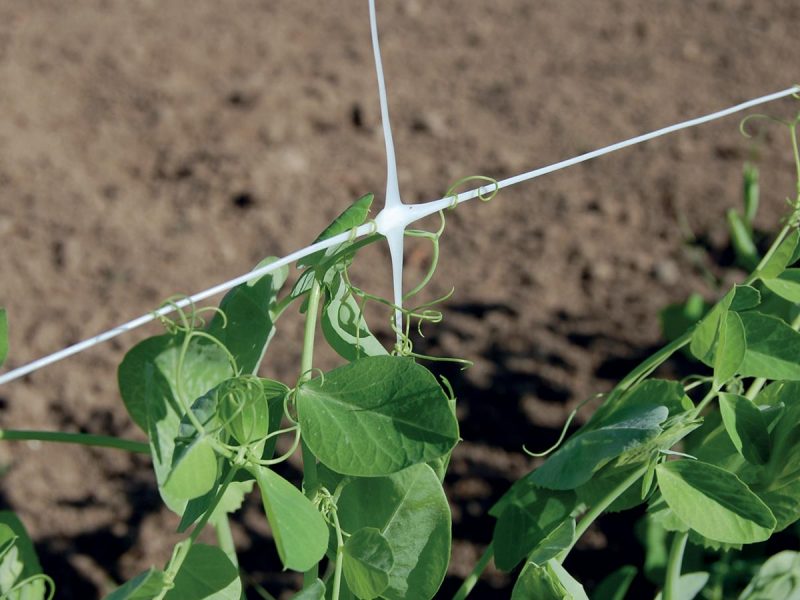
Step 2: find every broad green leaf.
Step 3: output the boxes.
[759,229,800,279]
[337,464,450,600]
[298,193,374,269]
[762,269,800,303]
[118,333,233,513]
[0,309,7,368]
[590,565,636,600]
[718,393,770,465]
[527,519,575,566]
[714,311,745,388]
[322,276,387,361]
[292,579,326,599]
[654,572,709,600]
[589,379,689,430]
[0,513,42,581]
[343,528,393,600]
[738,550,800,600]
[739,312,800,380]
[163,434,219,500]
[730,284,761,311]
[656,460,775,544]
[530,405,668,490]
[207,257,287,375]
[493,484,576,571]
[163,544,240,600]
[296,356,458,476]
[690,289,734,364]
[577,462,652,514]
[105,568,166,600]
[251,466,328,572]
[512,560,588,600]
[216,378,271,445]
[728,209,759,271]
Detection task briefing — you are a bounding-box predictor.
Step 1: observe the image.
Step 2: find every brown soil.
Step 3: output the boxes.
[0,1,798,598]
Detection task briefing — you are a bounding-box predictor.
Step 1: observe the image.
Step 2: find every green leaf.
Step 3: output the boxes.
[0,512,47,600]
[739,312,800,380]
[590,565,636,600]
[163,434,219,501]
[589,379,689,430]
[321,276,387,361]
[298,193,374,269]
[0,513,42,582]
[105,568,167,600]
[656,460,776,544]
[291,579,326,599]
[493,484,576,571]
[730,285,761,311]
[654,572,709,600]
[207,257,287,375]
[512,560,589,600]
[0,309,7,368]
[251,466,328,572]
[343,528,394,600]
[762,269,800,303]
[739,550,800,600]
[718,393,770,465]
[530,405,668,490]
[527,519,575,566]
[690,292,733,364]
[296,356,459,476]
[714,311,746,388]
[760,229,800,279]
[337,464,450,600]
[163,544,241,600]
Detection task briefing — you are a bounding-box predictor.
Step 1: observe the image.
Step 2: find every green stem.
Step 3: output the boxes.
[557,464,648,563]
[300,279,323,588]
[451,543,494,600]
[0,429,149,453]
[663,531,689,600]
[331,510,345,600]
[156,464,240,600]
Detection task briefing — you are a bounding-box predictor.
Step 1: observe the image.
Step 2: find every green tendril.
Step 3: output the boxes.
[444,175,500,210]
[5,574,56,600]
[255,426,302,466]
[523,394,600,457]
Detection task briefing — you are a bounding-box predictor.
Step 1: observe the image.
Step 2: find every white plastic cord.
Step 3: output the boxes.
[0,86,795,386]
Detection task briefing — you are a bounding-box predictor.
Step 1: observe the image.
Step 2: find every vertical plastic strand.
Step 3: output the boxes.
[369,0,406,343]
[369,0,402,210]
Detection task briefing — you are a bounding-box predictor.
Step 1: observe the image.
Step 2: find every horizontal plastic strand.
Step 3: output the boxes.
[0,85,796,387]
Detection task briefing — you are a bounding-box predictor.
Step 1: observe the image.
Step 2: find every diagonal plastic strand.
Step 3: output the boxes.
[0,226,371,386]
[0,85,796,386]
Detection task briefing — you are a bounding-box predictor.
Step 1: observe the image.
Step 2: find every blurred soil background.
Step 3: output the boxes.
[0,0,798,597]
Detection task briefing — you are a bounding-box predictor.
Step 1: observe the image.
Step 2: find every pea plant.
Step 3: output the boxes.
[0,1,799,598]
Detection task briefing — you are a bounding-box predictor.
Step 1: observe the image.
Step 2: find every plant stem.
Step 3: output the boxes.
[557,464,648,564]
[300,279,323,587]
[331,510,345,600]
[0,429,149,453]
[663,531,689,600]
[214,515,237,566]
[451,543,494,600]
[156,465,240,600]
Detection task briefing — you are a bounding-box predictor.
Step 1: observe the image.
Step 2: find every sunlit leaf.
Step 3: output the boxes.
[343,528,393,600]
[739,550,800,600]
[718,393,770,465]
[739,312,800,380]
[713,311,745,388]
[656,460,775,544]
[297,356,458,476]
[337,464,450,600]
[163,544,241,600]
[251,466,328,572]
[105,568,166,600]
[653,572,709,600]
